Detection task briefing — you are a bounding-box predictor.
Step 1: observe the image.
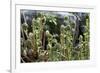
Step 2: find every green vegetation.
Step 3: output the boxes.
[21,12,90,63]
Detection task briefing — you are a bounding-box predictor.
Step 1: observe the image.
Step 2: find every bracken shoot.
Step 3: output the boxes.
[20,10,90,63]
